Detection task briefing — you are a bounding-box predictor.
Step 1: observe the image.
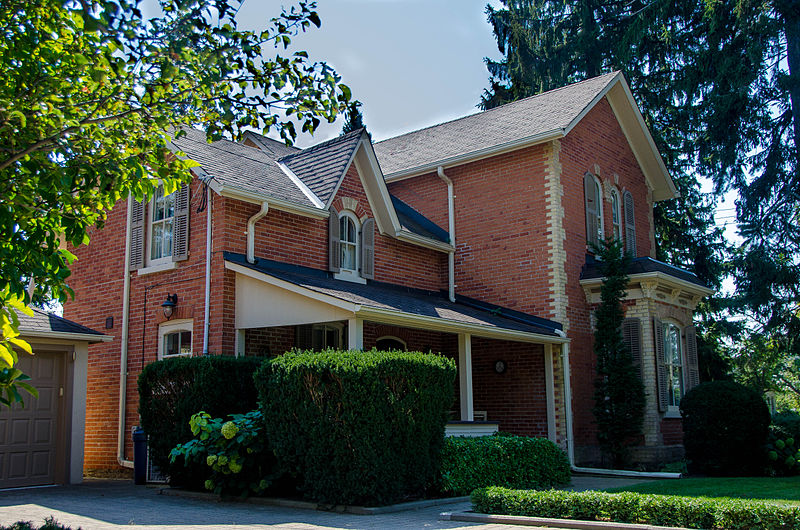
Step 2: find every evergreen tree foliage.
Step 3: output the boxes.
[341,101,366,135]
[481,0,800,387]
[591,239,646,468]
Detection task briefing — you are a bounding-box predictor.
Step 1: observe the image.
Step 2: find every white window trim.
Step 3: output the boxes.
[334,210,366,284]
[662,320,686,415]
[158,318,193,360]
[137,261,177,276]
[376,335,407,351]
[146,185,176,268]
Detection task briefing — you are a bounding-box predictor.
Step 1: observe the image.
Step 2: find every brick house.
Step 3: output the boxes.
[64,72,712,471]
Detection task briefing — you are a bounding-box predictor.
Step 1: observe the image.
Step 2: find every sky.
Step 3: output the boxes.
[221,0,505,147]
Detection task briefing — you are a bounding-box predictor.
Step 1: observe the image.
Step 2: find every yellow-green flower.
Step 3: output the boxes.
[229,461,243,474]
[204,479,214,491]
[221,421,239,440]
[206,454,217,466]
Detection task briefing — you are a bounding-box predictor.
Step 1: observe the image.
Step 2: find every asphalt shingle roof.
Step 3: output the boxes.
[374,72,619,177]
[580,256,711,289]
[226,252,560,337]
[278,129,364,204]
[391,196,449,243]
[17,308,105,338]
[171,128,314,207]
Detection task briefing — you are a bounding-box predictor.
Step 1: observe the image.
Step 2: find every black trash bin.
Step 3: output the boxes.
[133,427,147,485]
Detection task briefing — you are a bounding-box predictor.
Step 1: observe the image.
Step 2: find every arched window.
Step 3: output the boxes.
[584,173,604,248]
[159,319,193,359]
[339,211,359,273]
[610,188,622,243]
[662,322,684,407]
[376,336,407,351]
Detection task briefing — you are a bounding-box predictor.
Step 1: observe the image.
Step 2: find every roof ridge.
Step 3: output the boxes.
[375,71,619,145]
[279,128,364,163]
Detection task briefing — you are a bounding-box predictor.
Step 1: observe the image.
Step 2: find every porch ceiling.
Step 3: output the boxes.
[224,252,566,344]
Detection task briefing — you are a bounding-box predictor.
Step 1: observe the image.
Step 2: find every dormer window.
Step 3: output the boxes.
[339,212,359,272]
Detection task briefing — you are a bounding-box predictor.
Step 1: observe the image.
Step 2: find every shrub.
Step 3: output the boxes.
[680,380,770,476]
[774,410,800,440]
[137,355,263,486]
[255,349,456,506]
[765,432,800,476]
[1,518,76,530]
[438,434,570,496]
[471,487,800,529]
[169,410,276,497]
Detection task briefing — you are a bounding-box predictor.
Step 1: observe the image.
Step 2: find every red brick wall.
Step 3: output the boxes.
[388,144,553,316]
[661,418,683,446]
[559,98,656,447]
[471,339,548,437]
[244,326,295,357]
[332,165,447,291]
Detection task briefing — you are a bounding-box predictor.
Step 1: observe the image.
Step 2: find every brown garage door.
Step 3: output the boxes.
[0,351,67,488]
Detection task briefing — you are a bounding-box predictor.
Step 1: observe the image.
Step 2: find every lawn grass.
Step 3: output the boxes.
[606,476,800,505]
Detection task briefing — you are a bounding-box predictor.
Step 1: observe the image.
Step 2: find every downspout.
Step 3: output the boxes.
[437,166,455,302]
[561,340,681,479]
[202,185,212,355]
[117,196,134,468]
[247,202,269,264]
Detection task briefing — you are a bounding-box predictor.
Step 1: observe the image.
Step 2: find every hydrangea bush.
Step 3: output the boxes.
[169,410,275,497]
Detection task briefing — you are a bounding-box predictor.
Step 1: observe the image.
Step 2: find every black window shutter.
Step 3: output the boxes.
[129,198,145,271]
[584,173,599,248]
[684,325,700,391]
[172,184,190,262]
[328,207,340,272]
[653,317,669,412]
[622,318,643,379]
[623,190,637,256]
[360,218,375,279]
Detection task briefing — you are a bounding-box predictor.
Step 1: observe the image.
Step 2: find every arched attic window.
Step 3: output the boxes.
[328,207,375,283]
[623,190,637,256]
[610,188,622,243]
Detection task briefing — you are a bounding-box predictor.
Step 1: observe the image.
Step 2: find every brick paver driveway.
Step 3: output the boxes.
[0,476,655,529]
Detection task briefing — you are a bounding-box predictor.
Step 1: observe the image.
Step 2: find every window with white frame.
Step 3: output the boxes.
[584,173,604,248]
[149,185,175,265]
[339,212,359,273]
[159,319,193,359]
[376,336,407,351]
[610,188,622,243]
[663,322,684,407]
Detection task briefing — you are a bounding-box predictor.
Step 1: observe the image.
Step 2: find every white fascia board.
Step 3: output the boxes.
[605,79,678,201]
[562,72,622,137]
[214,184,329,219]
[224,261,359,313]
[382,130,564,183]
[20,331,113,344]
[275,161,325,209]
[346,139,402,237]
[357,306,568,345]
[395,230,454,253]
[579,271,715,297]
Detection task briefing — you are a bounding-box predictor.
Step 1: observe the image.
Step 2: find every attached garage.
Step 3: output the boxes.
[0,309,108,489]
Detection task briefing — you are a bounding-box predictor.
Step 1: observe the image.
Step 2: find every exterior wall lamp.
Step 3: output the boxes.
[161,294,178,320]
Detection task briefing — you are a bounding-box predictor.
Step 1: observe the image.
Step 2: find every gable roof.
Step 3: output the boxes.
[171,128,315,208]
[374,72,678,201]
[278,129,363,205]
[17,308,109,343]
[241,130,299,159]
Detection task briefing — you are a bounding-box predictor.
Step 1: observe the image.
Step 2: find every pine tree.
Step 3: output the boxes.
[341,101,366,135]
[591,239,646,468]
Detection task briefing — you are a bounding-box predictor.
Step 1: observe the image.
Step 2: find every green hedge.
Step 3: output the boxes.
[138,355,263,486]
[471,487,800,529]
[255,349,456,506]
[439,434,570,496]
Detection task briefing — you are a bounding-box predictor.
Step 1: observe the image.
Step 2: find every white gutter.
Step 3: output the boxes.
[210,182,328,219]
[437,166,456,302]
[395,230,454,253]
[20,331,112,343]
[202,185,212,355]
[560,342,681,479]
[117,196,134,469]
[246,202,269,264]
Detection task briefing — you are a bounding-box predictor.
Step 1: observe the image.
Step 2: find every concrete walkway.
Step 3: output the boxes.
[0,475,658,530]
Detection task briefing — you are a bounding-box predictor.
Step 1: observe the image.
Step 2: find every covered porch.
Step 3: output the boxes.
[225,252,569,441]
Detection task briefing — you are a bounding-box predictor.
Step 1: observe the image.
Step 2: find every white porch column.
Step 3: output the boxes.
[458,333,474,421]
[544,343,557,442]
[235,329,245,358]
[348,318,363,350]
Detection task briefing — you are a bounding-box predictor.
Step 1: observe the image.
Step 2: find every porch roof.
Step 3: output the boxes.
[224,252,566,344]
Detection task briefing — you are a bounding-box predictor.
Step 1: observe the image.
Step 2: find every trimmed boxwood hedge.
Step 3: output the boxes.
[138,355,263,486]
[438,434,570,495]
[471,487,800,529]
[255,349,456,506]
